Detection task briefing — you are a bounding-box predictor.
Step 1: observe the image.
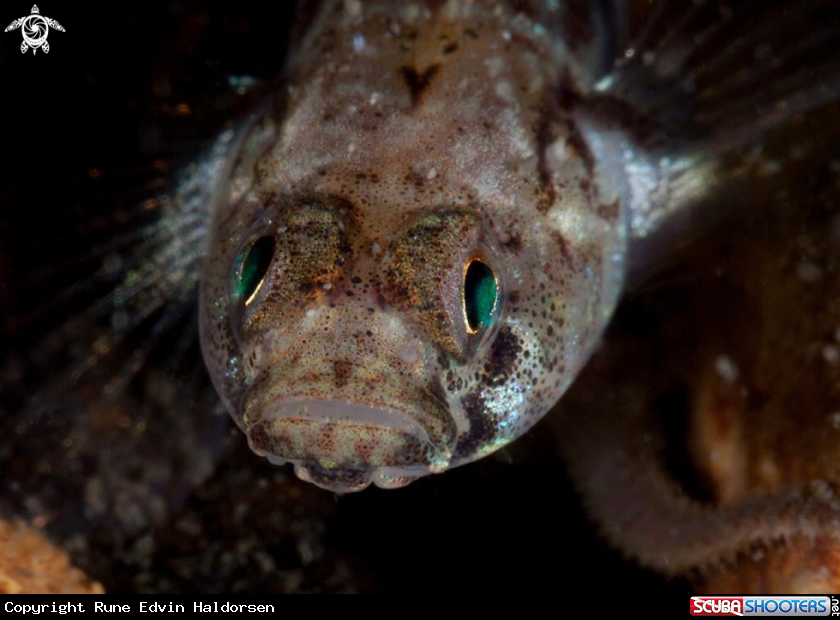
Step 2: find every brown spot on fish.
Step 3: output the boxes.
[400,64,441,107]
[404,170,426,190]
[501,233,523,253]
[333,360,354,389]
[597,200,620,222]
[485,326,522,387]
[457,392,496,456]
[551,230,575,268]
[442,41,458,55]
[564,119,595,176]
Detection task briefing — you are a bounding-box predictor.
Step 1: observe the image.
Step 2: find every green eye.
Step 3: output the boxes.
[463,258,500,334]
[233,236,275,305]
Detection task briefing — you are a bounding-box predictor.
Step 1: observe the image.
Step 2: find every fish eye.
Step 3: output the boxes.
[232,236,275,305]
[463,258,500,335]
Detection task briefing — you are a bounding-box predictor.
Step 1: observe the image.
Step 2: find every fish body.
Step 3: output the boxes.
[199,0,634,491]
[3,0,840,590]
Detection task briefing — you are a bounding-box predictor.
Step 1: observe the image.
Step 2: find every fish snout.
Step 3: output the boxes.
[242,323,456,492]
[238,287,459,491]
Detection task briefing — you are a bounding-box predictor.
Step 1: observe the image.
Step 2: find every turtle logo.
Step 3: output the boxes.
[5,5,65,55]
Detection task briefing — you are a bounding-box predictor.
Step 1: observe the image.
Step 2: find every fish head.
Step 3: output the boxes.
[200,170,623,493]
[198,5,629,491]
[201,187,490,490]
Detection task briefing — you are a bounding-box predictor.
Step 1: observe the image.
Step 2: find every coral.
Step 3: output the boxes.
[0,520,104,594]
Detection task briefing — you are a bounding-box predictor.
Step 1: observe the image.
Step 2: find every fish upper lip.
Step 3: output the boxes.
[245,395,454,474]
[241,366,457,451]
[254,397,432,446]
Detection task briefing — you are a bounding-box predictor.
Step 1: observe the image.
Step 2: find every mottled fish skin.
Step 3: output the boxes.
[199,0,635,492]
[200,0,809,493]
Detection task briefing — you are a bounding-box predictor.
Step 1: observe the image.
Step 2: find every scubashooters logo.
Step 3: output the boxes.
[690,596,837,616]
[4,5,65,54]
[5,602,278,614]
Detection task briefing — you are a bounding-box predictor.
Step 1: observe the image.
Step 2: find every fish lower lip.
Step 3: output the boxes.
[245,398,451,491]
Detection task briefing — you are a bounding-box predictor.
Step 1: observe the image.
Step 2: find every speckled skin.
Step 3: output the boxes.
[199,0,626,491]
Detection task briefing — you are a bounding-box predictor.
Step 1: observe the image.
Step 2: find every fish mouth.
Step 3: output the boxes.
[246,398,452,493]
